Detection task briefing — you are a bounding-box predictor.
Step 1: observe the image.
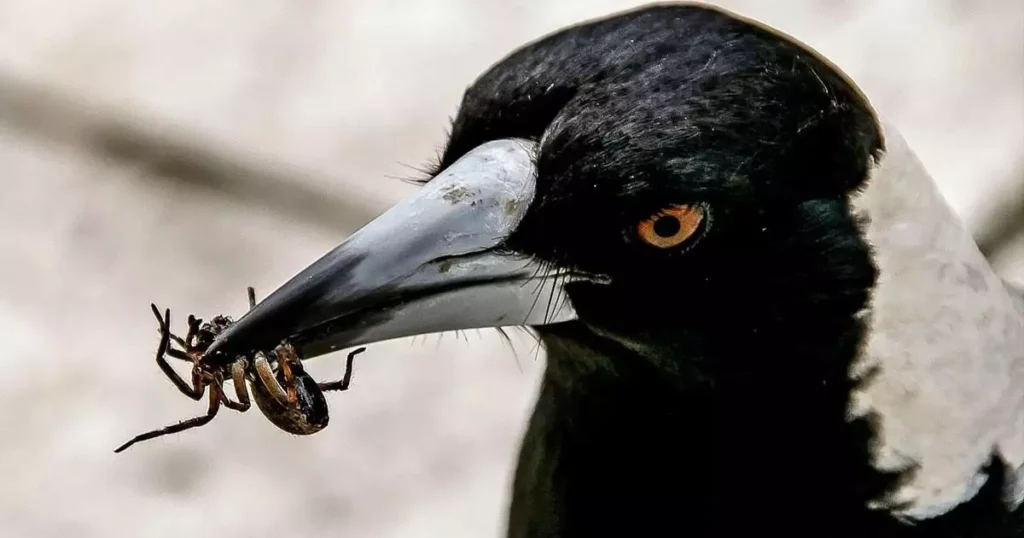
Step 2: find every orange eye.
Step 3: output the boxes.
[636,204,706,249]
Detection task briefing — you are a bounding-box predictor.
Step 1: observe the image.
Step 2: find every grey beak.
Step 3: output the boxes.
[205,139,580,361]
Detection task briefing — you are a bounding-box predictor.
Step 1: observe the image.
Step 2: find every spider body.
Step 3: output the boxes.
[114,287,365,453]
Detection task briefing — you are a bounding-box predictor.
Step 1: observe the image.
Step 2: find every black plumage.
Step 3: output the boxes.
[441,5,1024,536]
[437,7,893,533]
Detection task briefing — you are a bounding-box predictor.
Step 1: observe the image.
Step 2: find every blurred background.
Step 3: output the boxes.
[0,1,1021,537]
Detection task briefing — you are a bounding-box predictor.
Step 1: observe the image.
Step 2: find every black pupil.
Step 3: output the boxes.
[653,216,681,237]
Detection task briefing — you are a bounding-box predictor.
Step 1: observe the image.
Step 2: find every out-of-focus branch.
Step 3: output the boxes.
[975,156,1024,262]
[0,71,384,233]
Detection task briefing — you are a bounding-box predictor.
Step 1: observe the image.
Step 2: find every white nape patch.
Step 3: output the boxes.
[848,120,1024,519]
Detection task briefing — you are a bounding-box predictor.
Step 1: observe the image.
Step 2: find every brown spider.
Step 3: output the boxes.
[114,287,366,453]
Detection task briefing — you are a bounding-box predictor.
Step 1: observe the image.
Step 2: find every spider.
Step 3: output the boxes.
[114,287,366,453]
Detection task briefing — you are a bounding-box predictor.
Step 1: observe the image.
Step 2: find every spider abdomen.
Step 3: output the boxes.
[251,364,330,435]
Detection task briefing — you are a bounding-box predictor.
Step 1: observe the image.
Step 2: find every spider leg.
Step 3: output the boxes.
[319,347,367,392]
[167,332,190,351]
[114,382,222,453]
[150,306,191,351]
[165,348,193,363]
[254,351,289,405]
[150,305,204,399]
[221,360,252,412]
[184,315,201,349]
[274,345,300,406]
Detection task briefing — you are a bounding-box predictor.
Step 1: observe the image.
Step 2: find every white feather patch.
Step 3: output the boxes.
[848,121,1024,519]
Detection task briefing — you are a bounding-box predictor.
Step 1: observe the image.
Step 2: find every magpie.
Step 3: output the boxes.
[204,4,1024,536]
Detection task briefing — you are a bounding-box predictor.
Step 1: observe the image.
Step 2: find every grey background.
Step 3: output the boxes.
[0,1,1021,537]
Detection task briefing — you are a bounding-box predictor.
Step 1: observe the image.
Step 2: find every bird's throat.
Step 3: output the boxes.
[512,292,909,534]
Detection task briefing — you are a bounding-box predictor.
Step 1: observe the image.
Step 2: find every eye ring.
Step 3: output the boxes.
[636,203,710,249]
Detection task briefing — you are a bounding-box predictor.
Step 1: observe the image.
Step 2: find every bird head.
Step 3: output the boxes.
[204,4,882,378]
